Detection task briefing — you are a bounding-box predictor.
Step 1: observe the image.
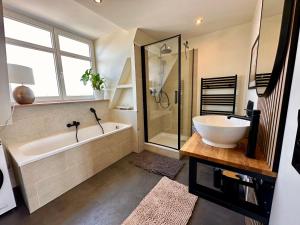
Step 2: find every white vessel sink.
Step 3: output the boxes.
[193,115,250,148]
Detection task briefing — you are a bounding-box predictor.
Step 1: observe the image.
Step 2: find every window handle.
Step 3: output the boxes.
[297,110,300,146]
[292,109,300,174]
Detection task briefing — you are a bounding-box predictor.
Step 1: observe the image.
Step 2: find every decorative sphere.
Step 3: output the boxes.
[13,86,35,104]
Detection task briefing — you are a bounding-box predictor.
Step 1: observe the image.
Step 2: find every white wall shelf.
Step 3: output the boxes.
[109,57,135,110]
[116,84,133,89]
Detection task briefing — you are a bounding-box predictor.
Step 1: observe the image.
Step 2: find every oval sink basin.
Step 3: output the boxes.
[193,115,250,148]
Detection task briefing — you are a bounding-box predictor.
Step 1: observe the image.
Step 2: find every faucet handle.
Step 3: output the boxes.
[244,108,253,113]
[245,101,254,116]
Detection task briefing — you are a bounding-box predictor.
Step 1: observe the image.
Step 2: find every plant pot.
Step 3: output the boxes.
[94,90,104,100]
[104,89,112,100]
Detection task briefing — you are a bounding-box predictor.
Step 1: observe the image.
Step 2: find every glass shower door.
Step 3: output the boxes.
[142,35,181,150]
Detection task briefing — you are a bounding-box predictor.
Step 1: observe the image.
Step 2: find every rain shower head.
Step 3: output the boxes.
[160,43,172,54]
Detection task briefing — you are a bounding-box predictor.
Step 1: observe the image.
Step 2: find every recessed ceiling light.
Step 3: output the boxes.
[195,17,204,25]
[94,0,103,3]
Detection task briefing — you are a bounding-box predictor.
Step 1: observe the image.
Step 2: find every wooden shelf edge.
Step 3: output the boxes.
[116,84,133,89]
[13,99,109,108]
[181,133,277,178]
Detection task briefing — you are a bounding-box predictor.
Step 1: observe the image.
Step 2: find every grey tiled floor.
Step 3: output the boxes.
[0,153,245,225]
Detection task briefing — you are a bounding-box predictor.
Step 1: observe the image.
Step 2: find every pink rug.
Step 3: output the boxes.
[122,177,198,225]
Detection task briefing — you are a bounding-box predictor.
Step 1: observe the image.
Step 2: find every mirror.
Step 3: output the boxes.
[255,0,292,96]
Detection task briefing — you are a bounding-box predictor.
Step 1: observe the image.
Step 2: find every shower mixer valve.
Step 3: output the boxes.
[149,88,157,96]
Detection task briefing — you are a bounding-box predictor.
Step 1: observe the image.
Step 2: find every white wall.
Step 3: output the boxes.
[94,29,137,88]
[246,0,262,108]
[256,14,282,74]
[187,0,271,113]
[94,28,157,153]
[188,23,252,115]
[133,29,157,152]
[0,0,11,126]
[269,31,300,225]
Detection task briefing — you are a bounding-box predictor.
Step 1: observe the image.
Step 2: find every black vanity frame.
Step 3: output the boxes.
[189,157,276,224]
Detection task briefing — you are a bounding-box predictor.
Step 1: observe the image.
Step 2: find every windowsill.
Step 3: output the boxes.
[13,99,110,108]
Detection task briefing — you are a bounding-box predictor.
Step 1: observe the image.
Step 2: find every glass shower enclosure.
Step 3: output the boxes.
[142,35,193,150]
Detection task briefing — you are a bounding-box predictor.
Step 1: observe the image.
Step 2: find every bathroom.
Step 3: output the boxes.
[0,0,299,225]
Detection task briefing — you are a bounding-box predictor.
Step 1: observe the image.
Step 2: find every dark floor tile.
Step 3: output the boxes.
[0,153,244,225]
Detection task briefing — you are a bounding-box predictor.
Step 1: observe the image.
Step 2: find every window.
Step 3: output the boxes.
[6,44,59,97]
[4,17,52,47]
[58,35,90,57]
[4,12,95,101]
[61,56,93,96]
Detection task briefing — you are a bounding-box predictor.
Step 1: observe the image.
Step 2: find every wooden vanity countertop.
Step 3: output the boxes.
[181,133,277,178]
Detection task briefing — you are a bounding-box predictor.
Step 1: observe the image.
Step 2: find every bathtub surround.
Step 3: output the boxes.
[0,100,110,146]
[9,123,133,213]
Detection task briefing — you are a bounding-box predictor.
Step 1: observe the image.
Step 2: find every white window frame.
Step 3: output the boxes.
[3,10,96,102]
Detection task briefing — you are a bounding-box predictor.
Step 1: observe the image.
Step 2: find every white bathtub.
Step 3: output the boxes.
[8,122,133,213]
[9,122,131,166]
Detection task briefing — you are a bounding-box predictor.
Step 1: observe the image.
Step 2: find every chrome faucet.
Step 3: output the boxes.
[67,121,80,143]
[227,101,260,158]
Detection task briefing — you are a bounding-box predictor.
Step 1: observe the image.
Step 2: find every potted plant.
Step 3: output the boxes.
[81,69,106,99]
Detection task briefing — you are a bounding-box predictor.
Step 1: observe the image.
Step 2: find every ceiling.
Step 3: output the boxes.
[3,0,262,40]
[75,0,258,39]
[2,0,121,39]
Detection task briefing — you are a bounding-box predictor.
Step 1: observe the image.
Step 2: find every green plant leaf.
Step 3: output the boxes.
[80,68,106,90]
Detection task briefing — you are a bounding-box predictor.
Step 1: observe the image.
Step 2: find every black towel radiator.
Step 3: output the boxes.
[200,75,238,116]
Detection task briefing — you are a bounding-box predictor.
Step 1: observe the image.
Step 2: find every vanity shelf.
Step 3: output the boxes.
[109,57,135,110]
[181,133,277,224]
[116,84,133,89]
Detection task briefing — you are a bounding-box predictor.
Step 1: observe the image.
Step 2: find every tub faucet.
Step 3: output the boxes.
[227,100,254,121]
[227,101,260,158]
[90,108,104,134]
[67,121,80,143]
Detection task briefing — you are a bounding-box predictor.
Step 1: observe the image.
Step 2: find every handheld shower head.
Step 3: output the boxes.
[183,41,189,49]
[184,41,189,59]
[90,108,100,120]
